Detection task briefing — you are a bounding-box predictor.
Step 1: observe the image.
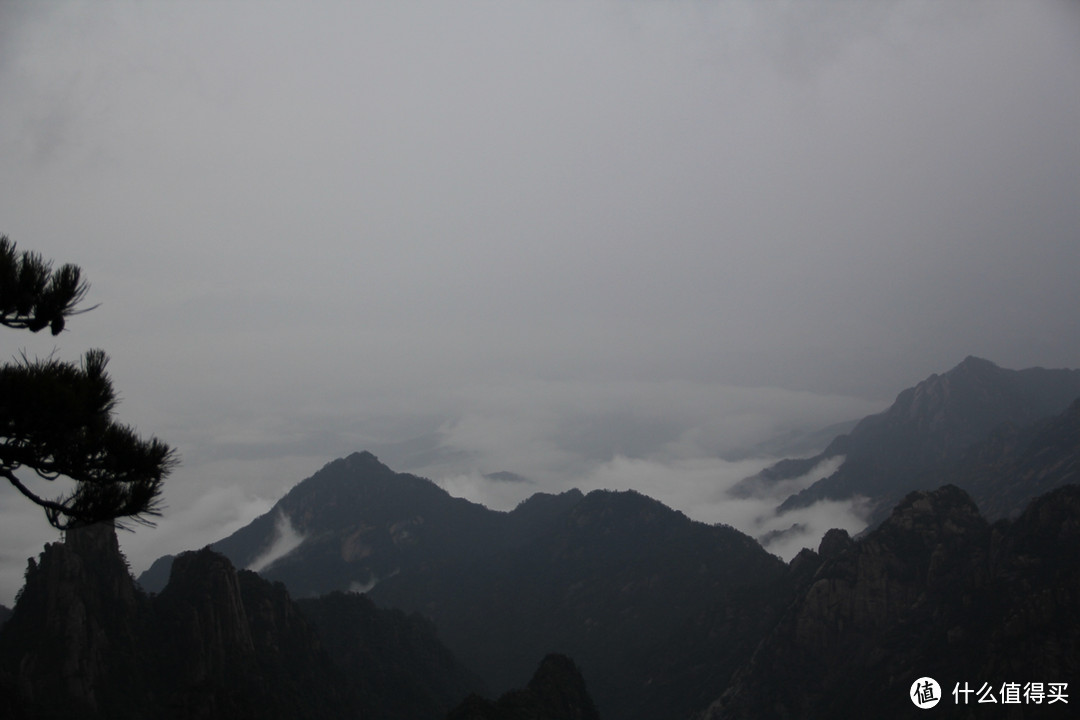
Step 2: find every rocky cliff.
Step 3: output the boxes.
[701,484,1080,719]
[151,548,352,718]
[0,523,480,719]
[446,654,600,720]
[0,523,148,717]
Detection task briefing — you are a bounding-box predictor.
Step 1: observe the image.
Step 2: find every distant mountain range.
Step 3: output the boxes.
[4,356,1079,718]
[738,356,1080,526]
[141,452,791,720]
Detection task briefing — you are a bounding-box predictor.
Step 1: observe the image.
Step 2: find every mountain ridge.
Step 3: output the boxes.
[140,451,790,720]
[119,355,1080,718]
[736,356,1080,524]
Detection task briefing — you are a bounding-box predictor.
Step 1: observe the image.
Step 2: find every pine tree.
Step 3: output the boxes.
[0,235,176,530]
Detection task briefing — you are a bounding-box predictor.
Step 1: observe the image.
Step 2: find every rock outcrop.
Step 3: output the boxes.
[446,654,600,720]
[0,522,479,719]
[0,523,148,717]
[701,484,1080,719]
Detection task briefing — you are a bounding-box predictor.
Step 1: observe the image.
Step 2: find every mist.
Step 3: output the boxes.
[247,511,307,573]
[2,0,1079,604]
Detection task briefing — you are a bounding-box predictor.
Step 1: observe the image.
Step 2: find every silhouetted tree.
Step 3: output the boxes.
[0,235,176,530]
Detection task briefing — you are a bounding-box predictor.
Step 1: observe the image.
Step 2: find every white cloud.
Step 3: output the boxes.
[429,420,868,562]
[562,454,867,561]
[247,510,306,573]
[434,472,537,513]
[754,497,871,561]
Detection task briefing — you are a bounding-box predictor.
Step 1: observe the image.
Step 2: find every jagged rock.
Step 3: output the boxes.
[446,654,600,720]
[156,549,258,685]
[816,528,853,560]
[149,547,353,718]
[700,484,1080,719]
[0,522,480,719]
[0,523,148,716]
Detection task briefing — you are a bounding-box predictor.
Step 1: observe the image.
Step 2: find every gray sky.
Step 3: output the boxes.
[1,0,1078,604]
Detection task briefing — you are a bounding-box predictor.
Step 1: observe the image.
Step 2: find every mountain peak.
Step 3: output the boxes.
[952,355,1000,373]
[302,451,393,480]
[302,450,432,501]
[340,450,386,470]
[938,355,1004,383]
[903,355,1004,408]
[876,485,987,551]
[447,653,600,720]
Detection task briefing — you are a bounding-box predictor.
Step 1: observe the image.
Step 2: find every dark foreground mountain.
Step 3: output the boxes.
[0,523,479,719]
[700,484,1080,719]
[447,654,600,720]
[738,356,1080,525]
[372,487,791,720]
[140,452,791,720]
[295,591,484,717]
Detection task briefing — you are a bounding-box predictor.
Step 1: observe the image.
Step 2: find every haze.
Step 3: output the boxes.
[1,0,1078,604]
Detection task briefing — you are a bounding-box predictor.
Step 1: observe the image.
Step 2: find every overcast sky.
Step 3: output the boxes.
[1,0,1078,604]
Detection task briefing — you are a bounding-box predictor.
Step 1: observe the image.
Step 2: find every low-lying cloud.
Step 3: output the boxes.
[433,451,867,561]
[247,510,306,573]
[0,373,881,605]
[416,381,876,561]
